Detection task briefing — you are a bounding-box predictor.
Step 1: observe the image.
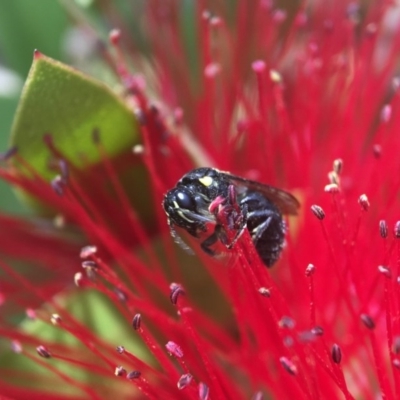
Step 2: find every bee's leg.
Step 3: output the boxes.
[246,209,277,244]
[200,225,223,256]
[169,223,194,255]
[226,203,248,249]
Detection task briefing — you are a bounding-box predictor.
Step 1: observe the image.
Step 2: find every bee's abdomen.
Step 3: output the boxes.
[252,220,285,267]
[240,192,286,267]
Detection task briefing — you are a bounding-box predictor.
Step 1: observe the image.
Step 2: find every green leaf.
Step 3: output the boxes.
[10,52,139,182]
[0,96,27,214]
[0,1,67,76]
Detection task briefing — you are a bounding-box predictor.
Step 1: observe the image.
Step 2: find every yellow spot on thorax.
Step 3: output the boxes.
[199,176,213,187]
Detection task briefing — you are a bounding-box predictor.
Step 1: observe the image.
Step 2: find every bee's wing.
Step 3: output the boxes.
[222,172,300,215]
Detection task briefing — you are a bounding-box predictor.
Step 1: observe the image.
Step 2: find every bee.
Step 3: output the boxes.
[162,167,300,267]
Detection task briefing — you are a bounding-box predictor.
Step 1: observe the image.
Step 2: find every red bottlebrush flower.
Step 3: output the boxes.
[2,1,400,399]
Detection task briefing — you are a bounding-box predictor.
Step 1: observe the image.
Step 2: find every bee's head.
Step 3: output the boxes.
[163,186,212,237]
[179,168,230,200]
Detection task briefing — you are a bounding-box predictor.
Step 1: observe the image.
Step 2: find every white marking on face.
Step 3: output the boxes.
[177,210,194,223]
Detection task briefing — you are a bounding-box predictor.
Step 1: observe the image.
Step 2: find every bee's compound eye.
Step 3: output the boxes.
[176,191,196,210]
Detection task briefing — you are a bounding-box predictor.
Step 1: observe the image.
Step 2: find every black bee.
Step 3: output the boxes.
[162,167,300,267]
